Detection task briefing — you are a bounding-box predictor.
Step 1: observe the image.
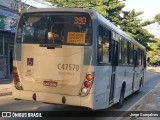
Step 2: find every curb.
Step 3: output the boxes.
[0,81,12,97]
[147,67,160,72]
[0,92,12,96]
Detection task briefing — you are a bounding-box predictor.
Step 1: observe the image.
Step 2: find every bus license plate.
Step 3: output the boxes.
[43,81,57,87]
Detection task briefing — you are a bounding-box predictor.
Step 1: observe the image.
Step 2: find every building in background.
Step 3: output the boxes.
[0,0,53,79]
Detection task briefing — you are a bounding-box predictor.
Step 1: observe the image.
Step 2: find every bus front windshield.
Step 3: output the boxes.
[16,12,92,45]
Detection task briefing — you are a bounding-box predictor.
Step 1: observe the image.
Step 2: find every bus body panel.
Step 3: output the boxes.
[116,66,134,97]
[93,66,112,109]
[133,66,144,91]
[12,87,95,109]
[14,44,94,96]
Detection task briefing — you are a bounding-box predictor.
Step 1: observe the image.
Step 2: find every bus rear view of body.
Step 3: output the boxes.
[12,8,146,110]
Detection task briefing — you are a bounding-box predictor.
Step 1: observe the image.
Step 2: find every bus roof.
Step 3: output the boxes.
[21,7,94,14]
[21,7,146,51]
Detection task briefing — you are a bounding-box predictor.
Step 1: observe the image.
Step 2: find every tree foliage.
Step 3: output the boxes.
[147,38,160,65]
[119,10,154,49]
[46,0,124,18]
[154,13,160,24]
[146,13,160,65]
[140,20,155,27]
[103,0,125,25]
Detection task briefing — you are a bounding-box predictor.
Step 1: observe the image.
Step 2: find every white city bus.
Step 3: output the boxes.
[12,8,146,110]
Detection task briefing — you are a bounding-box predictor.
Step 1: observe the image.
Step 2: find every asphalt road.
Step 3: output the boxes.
[0,71,160,120]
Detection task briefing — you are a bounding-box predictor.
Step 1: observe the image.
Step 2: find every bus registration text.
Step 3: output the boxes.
[58,63,79,71]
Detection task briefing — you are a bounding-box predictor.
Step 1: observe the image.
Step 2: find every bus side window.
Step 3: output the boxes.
[98,25,110,63]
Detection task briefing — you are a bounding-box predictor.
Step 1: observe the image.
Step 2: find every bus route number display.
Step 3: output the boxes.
[74,17,86,24]
[67,32,86,44]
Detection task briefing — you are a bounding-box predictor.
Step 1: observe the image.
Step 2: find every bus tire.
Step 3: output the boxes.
[117,85,125,108]
[14,98,21,100]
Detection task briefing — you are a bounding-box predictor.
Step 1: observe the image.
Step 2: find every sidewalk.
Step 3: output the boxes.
[0,78,12,96]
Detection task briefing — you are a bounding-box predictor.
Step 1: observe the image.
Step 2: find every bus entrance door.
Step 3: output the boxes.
[109,41,118,103]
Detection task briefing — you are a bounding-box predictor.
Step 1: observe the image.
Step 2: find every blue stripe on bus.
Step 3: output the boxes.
[83,46,93,65]
[14,43,22,61]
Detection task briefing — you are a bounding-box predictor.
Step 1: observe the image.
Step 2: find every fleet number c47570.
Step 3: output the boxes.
[58,63,79,71]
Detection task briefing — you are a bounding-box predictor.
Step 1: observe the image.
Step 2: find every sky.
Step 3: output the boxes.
[123,0,160,38]
[124,0,160,21]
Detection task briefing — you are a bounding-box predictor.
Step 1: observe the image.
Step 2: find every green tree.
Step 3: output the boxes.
[140,20,155,27]
[119,10,154,49]
[147,38,160,65]
[46,0,125,19]
[154,13,160,24]
[104,0,125,25]
[47,0,154,49]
